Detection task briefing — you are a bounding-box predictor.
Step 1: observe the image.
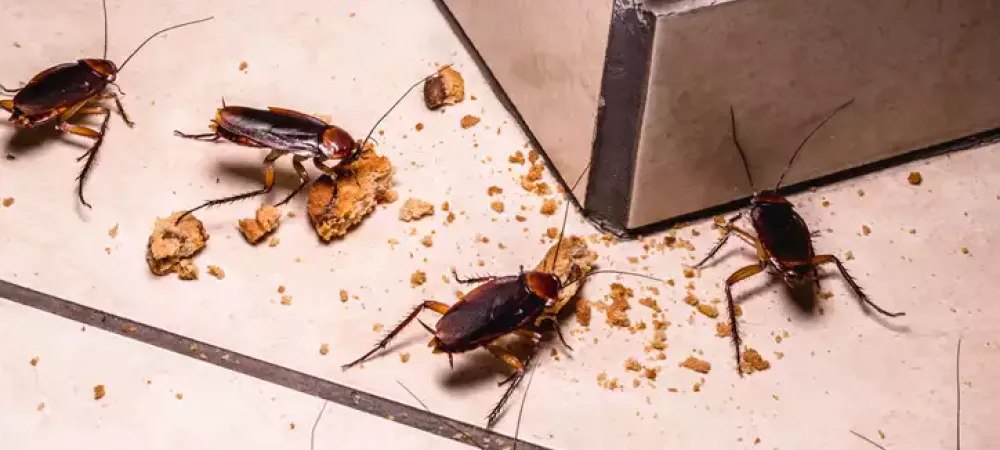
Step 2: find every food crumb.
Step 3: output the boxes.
[696,303,718,318]
[490,201,505,213]
[146,212,209,281]
[2,197,13,207]
[373,323,384,332]
[907,171,923,185]
[961,247,970,255]
[36,402,45,411]
[420,235,433,247]
[175,393,184,400]
[624,358,642,372]
[238,61,248,71]
[29,357,39,366]
[460,115,481,129]
[93,385,106,400]
[268,237,280,247]
[280,295,293,306]
[207,265,225,279]
[399,198,435,222]
[423,66,465,109]
[861,225,872,236]
[715,322,732,337]
[237,205,281,244]
[400,353,411,363]
[683,268,696,278]
[845,250,855,260]
[415,122,424,132]
[410,270,427,287]
[680,356,711,374]
[540,199,557,216]
[319,344,329,356]
[546,227,559,239]
[339,290,349,303]
[109,224,119,238]
[740,348,771,373]
[575,299,592,326]
[487,186,503,196]
[509,151,525,165]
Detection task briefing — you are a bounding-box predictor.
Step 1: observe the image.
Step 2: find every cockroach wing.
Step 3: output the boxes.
[435,276,546,350]
[751,202,815,263]
[13,62,108,116]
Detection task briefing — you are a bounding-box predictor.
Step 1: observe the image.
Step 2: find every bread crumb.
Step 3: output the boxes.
[268,237,280,247]
[680,356,711,374]
[540,199,557,216]
[845,250,855,260]
[509,151,525,165]
[319,344,329,355]
[237,205,281,244]
[410,270,427,287]
[280,295,293,306]
[683,292,699,306]
[740,348,771,373]
[638,297,661,312]
[460,115,480,129]
[822,200,831,207]
[861,225,872,236]
[715,322,732,337]
[339,290,349,303]
[36,402,45,411]
[108,224,119,238]
[93,385,106,400]
[400,353,411,363]
[415,122,424,132]
[307,147,395,241]
[420,235,433,247]
[175,393,184,400]
[29,357,39,366]
[515,215,527,222]
[907,171,923,185]
[122,325,137,333]
[487,186,503,196]
[146,212,209,280]
[596,372,621,390]
[372,323,384,332]
[399,198,435,222]
[605,283,633,327]
[683,268,696,278]
[1,197,12,207]
[423,66,465,109]
[697,304,719,318]
[576,299,592,326]
[624,358,642,372]
[207,265,225,279]
[238,61,248,71]
[961,247,970,255]
[490,201,504,213]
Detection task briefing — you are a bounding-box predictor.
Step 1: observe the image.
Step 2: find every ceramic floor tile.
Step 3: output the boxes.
[0,300,477,450]
[1,0,999,449]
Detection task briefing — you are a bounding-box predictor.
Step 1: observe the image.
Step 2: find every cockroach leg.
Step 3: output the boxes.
[341,300,451,370]
[108,92,134,127]
[810,254,906,317]
[274,155,310,207]
[0,100,13,112]
[175,150,281,223]
[487,344,526,387]
[724,262,765,375]
[451,271,498,285]
[173,130,222,141]
[487,353,534,428]
[70,111,112,209]
[690,221,765,269]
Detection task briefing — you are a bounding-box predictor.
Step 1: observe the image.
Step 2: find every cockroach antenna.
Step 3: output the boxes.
[116,16,215,73]
[343,64,455,167]
[772,98,855,191]
[396,381,486,450]
[310,401,328,450]
[102,0,109,59]
[549,160,595,278]
[729,105,756,193]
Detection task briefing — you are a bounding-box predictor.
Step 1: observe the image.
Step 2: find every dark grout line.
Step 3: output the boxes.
[0,279,550,450]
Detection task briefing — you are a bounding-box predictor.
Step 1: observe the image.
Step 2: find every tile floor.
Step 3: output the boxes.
[1,0,998,449]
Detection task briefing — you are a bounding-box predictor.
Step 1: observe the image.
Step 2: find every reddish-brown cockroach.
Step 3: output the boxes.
[342,165,664,427]
[0,0,213,208]
[171,65,453,223]
[689,99,906,375]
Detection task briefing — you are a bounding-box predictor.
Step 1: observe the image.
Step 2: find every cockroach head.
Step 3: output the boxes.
[82,59,119,82]
[320,125,356,160]
[523,271,562,305]
[750,190,791,206]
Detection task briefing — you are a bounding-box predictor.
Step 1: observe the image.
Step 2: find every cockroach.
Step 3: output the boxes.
[689,99,906,375]
[342,164,664,427]
[0,0,213,208]
[171,65,453,223]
